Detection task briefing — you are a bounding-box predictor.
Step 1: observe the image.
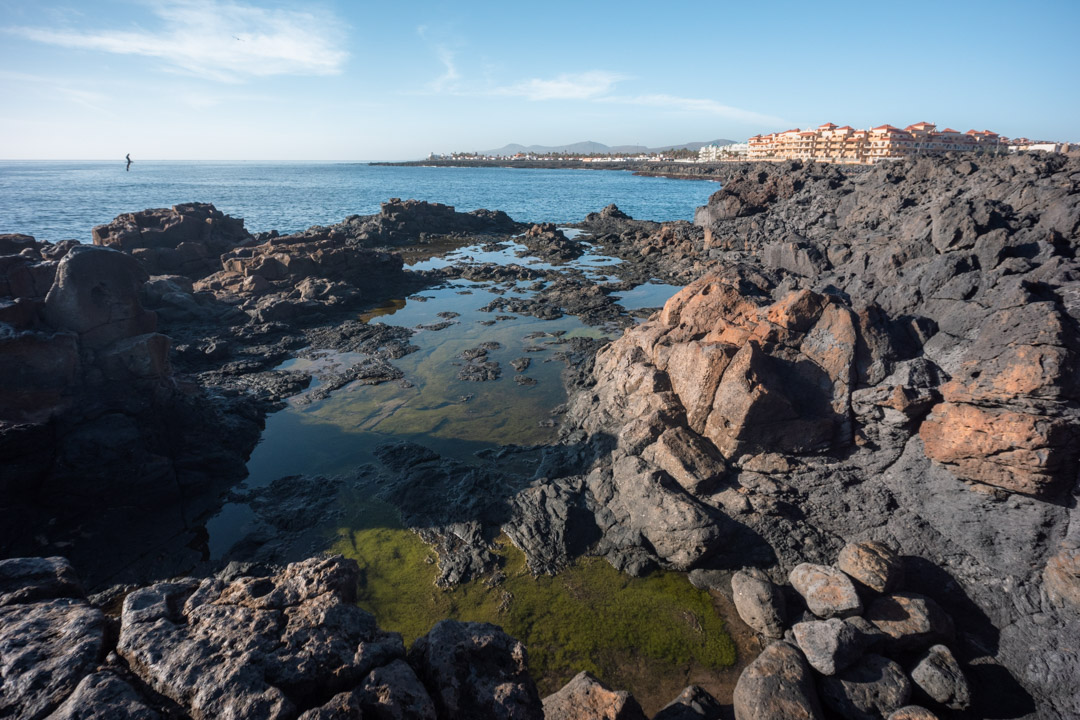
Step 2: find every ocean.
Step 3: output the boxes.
[0,161,719,242]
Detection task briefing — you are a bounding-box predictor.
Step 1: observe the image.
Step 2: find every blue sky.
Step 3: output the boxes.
[1,0,1077,160]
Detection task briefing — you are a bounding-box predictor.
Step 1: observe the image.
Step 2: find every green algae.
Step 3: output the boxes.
[333,503,736,696]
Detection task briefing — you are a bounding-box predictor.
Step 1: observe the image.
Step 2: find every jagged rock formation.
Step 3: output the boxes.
[560,154,1080,718]
[276,198,520,247]
[0,555,547,720]
[92,202,254,279]
[0,239,263,584]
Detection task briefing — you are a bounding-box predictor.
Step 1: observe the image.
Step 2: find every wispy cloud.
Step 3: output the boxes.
[6,0,348,83]
[495,71,627,101]
[602,94,788,126]
[430,46,460,91]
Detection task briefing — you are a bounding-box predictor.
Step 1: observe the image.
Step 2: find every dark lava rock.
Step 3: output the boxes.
[45,670,163,720]
[92,202,252,279]
[792,617,867,675]
[542,670,646,720]
[865,593,955,653]
[298,659,437,720]
[0,556,84,607]
[819,654,912,720]
[0,592,107,719]
[652,684,724,720]
[909,644,970,710]
[117,555,405,719]
[732,641,824,720]
[409,620,543,720]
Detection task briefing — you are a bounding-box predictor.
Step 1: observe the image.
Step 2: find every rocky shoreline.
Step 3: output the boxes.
[2,154,1079,719]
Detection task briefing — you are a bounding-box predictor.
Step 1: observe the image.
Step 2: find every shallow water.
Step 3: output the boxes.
[0,161,719,241]
[195,220,731,709]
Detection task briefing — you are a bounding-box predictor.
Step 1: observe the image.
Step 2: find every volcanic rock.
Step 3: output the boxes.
[117,555,405,719]
[730,568,786,638]
[791,617,866,675]
[819,654,912,720]
[836,541,904,594]
[789,564,863,619]
[910,644,970,710]
[732,641,823,720]
[652,685,724,720]
[542,671,647,720]
[408,620,543,720]
[865,593,955,653]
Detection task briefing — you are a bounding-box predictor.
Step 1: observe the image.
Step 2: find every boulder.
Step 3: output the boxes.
[836,541,904,594]
[92,203,252,279]
[609,454,727,569]
[909,645,970,710]
[732,641,823,720]
[865,593,954,653]
[819,654,912,720]
[789,564,862,619]
[791,618,866,675]
[408,620,543,720]
[0,598,106,719]
[117,555,405,720]
[920,403,1075,498]
[44,670,162,720]
[641,425,726,495]
[0,556,84,607]
[731,568,787,638]
[300,659,437,720]
[43,246,156,349]
[542,671,647,720]
[652,685,724,720]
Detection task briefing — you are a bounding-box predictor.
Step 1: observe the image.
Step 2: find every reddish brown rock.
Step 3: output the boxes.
[542,671,647,720]
[865,593,954,653]
[837,541,904,594]
[920,402,1074,497]
[1043,548,1080,608]
[789,563,863,619]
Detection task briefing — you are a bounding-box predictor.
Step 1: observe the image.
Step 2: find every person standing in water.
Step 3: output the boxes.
[125,154,132,171]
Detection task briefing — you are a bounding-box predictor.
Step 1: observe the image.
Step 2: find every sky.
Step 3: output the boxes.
[1,0,1078,161]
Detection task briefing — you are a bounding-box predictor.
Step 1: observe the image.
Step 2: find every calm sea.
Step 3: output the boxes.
[0,161,719,242]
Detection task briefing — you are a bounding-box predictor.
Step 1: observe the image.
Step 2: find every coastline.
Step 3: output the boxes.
[370,158,730,181]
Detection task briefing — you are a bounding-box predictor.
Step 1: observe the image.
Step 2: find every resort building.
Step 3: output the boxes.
[748,122,1008,164]
[698,142,749,161]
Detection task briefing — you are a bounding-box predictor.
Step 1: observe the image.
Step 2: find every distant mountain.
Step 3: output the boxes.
[475,139,736,157]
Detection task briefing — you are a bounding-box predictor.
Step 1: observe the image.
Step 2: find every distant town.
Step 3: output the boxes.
[432,122,1076,166]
